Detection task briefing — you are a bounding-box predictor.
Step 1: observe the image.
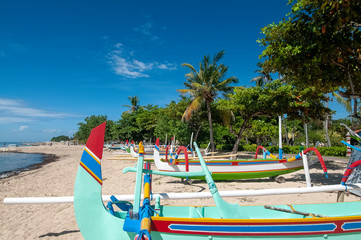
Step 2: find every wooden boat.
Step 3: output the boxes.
[153,138,327,181]
[74,123,361,239]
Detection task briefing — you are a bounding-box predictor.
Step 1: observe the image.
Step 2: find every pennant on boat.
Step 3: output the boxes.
[85,122,106,160]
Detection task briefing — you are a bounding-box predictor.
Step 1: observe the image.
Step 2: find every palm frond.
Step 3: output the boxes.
[333,92,352,113]
[216,77,238,89]
[181,63,198,74]
[219,110,234,126]
[213,50,225,65]
[182,96,203,121]
[177,89,192,95]
[191,82,205,91]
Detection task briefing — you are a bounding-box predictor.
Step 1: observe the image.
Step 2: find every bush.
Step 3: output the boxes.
[317,147,347,157]
[243,144,257,152]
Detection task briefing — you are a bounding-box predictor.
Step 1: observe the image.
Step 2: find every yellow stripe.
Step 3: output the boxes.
[269,154,277,159]
[287,157,297,162]
[84,147,101,165]
[141,218,151,231]
[80,162,103,184]
[144,182,150,199]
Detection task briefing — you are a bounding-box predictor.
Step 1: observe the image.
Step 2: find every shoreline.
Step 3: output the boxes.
[1,144,360,239]
[0,152,59,179]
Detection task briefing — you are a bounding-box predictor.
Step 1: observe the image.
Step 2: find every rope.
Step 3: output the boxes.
[135,229,151,240]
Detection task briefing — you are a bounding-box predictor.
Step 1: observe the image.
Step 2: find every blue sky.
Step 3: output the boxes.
[0,0,348,142]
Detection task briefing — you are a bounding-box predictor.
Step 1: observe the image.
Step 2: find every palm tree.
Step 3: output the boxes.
[122,96,140,114]
[178,50,238,152]
[251,62,272,87]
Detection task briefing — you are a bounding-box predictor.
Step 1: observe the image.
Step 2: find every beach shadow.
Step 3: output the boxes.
[311,161,345,171]
[290,161,345,185]
[166,179,206,192]
[39,230,80,238]
[291,172,344,185]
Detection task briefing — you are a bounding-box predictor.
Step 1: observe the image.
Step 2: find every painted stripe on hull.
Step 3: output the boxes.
[168,223,336,234]
[152,217,361,236]
[80,148,102,185]
[176,160,285,165]
[185,167,303,180]
[342,221,361,231]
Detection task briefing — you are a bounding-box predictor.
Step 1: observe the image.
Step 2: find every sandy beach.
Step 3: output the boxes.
[0,143,359,240]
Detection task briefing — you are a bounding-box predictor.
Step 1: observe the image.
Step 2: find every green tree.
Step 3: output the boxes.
[117,112,141,141]
[178,50,238,152]
[74,115,112,143]
[218,80,330,153]
[51,135,70,142]
[259,0,361,120]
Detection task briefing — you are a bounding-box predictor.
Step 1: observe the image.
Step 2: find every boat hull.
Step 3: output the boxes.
[152,141,310,180]
[74,123,361,240]
[151,215,361,239]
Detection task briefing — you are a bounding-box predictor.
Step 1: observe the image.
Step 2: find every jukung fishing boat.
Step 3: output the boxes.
[153,138,328,181]
[74,123,361,239]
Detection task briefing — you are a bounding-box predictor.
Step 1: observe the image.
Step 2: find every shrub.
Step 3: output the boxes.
[317,147,347,157]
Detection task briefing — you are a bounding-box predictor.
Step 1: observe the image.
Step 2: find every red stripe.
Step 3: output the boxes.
[151,219,360,236]
[80,162,102,185]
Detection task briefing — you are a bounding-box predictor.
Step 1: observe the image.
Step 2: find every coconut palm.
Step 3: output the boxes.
[122,96,140,114]
[251,62,272,87]
[178,50,238,152]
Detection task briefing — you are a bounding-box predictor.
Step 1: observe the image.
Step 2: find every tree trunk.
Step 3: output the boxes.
[194,125,202,143]
[292,121,295,146]
[323,114,331,147]
[283,117,289,145]
[206,100,215,152]
[231,116,252,154]
[304,123,309,148]
[347,71,361,120]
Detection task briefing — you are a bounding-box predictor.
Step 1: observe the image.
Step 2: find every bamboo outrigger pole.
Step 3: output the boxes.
[4,183,361,205]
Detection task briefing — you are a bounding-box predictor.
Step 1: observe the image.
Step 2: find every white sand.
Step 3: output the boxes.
[0,143,359,239]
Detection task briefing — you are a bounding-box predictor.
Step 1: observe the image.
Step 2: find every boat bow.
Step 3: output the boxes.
[74,122,131,239]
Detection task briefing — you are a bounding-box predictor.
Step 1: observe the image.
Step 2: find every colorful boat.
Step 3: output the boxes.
[74,123,361,239]
[153,138,327,181]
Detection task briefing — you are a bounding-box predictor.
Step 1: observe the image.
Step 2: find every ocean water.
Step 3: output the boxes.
[0,152,44,178]
[0,142,28,147]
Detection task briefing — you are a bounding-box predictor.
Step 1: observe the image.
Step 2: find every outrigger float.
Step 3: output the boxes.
[74,122,361,239]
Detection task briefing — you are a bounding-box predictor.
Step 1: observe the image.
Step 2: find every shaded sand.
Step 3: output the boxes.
[1,143,359,239]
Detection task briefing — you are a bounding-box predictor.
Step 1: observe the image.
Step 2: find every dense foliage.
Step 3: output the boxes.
[258,0,361,120]
[51,135,70,142]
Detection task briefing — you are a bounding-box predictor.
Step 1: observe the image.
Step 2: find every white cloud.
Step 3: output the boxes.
[0,98,80,124]
[43,129,61,133]
[108,43,177,79]
[134,22,159,41]
[0,116,32,123]
[0,98,23,106]
[158,63,177,70]
[19,125,28,131]
[110,55,150,78]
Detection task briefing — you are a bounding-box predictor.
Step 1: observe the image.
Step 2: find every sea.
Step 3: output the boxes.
[0,142,45,178]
